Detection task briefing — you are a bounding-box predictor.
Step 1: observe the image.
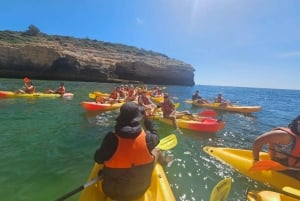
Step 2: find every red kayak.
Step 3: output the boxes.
[151,115,225,133]
[81,101,124,111]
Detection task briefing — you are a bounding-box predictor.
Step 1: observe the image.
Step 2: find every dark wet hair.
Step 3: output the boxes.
[288,115,300,136]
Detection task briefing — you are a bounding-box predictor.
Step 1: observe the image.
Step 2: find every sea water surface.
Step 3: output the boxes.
[0,78,299,201]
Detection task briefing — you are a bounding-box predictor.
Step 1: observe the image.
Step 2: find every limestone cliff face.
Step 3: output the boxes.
[0,31,195,85]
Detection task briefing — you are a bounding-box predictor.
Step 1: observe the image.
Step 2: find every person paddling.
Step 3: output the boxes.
[46,82,66,94]
[18,81,35,94]
[153,93,191,134]
[94,102,172,200]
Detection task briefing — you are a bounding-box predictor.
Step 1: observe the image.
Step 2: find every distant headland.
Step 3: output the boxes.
[0,25,195,86]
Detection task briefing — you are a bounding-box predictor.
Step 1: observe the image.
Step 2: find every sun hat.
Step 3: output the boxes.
[116,102,144,123]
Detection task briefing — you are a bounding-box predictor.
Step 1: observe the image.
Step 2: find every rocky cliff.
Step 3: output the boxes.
[0,31,195,85]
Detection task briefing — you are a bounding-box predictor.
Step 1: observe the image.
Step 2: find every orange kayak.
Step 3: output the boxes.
[81,101,124,111]
[152,115,225,133]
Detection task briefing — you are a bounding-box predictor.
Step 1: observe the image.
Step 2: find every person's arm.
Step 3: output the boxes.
[144,118,160,150]
[94,132,118,164]
[252,130,289,161]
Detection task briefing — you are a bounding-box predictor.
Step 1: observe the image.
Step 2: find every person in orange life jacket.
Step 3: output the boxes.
[252,115,300,179]
[138,91,156,116]
[153,93,191,133]
[107,87,120,104]
[94,102,170,200]
[125,84,137,101]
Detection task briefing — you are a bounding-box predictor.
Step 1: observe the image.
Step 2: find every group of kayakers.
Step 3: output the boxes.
[93,84,192,134]
[16,77,66,95]
[192,90,232,106]
[93,96,300,200]
[14,78,300,199]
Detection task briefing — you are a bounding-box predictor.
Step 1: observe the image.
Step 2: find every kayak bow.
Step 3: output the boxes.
[203,146,300,196]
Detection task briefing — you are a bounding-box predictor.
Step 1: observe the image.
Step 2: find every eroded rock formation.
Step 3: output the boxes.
[0,31,195,85]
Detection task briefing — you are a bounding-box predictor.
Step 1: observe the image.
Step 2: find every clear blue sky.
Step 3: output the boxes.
[1,0,299,90]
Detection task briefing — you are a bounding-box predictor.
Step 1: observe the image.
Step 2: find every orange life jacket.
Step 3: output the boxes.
[128,89,136,97]
[104,130,154,168]
[109,91,118,99]
[272,127,300,167]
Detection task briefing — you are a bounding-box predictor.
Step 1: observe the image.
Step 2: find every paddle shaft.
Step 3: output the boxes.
[54,175,102,201]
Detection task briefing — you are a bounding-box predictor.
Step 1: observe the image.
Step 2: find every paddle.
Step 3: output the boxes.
[282,186,300,198]
[210,177,232,201]
[198,109,217,117]
[54,176,102,201]
[54,134,177,201]
[249,160,300,171]
[88,93,96,99]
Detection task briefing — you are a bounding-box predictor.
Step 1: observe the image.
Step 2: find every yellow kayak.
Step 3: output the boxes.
[151,95,163,103]
[247,190,299,201]
[186,100,262,113]
[79,163,176,201]
[203,146,300,198]
[0,90,74,98]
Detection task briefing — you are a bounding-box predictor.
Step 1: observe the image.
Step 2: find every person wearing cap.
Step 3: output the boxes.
[94,102,169,200]
[154,93,191,133]
[138,90,156,116]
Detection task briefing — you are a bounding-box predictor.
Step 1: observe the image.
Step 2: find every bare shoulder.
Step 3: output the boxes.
[258,129,293,142]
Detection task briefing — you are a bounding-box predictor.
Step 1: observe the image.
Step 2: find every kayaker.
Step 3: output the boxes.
[138,90,156,116]
[18,81,35,94]
[214,93,232,106]
[192,90,210,104]
[107,87,120,104]
[153,93,191,134]
[46,82,66,94]
[94,102,171,200]
[252,115,300,179]
[125,84,137,101]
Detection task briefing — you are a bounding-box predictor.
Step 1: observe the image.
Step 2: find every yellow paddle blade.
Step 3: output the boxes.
[210,177,232,201]
[157,134,177,150]
[282,186,300,198]
[174,103,180,108]
[94,91,109,97]
[89,93,96,99]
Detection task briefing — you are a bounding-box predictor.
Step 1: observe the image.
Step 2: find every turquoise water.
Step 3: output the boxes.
[0,78,299,201]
